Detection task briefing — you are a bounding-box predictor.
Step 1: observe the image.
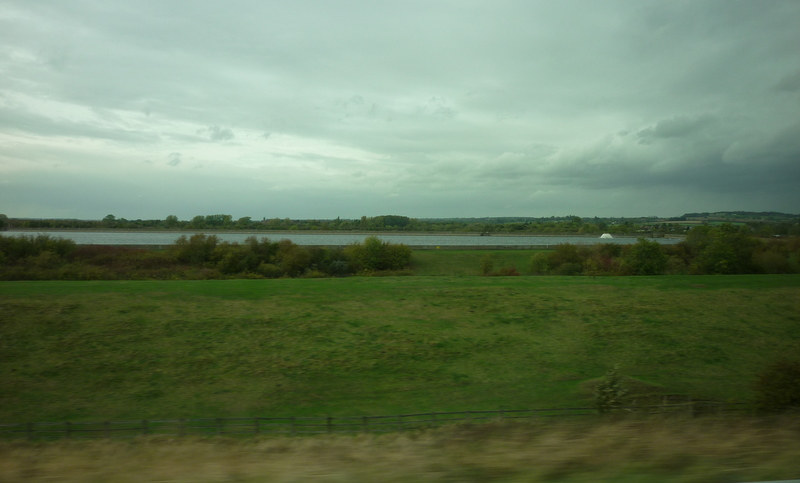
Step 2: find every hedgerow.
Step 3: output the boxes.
[0,234,413,280]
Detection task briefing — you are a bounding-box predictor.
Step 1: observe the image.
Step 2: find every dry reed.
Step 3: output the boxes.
[1,416,799,482]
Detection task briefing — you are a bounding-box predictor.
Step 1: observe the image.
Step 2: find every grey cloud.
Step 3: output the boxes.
[208,126,234,142]
[2,0,799,218]
[167,152,181,167]
[723,121,800,167]
[196,126,234,142]
[417,97,457,121]
[163,132,206,143]
[0,105,160,144]
[541,124,800,197]
[774,70,800,92]
[636,114,717,144]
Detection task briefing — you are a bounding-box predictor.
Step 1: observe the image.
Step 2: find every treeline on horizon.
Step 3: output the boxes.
[2,212,799,236]
[1,224,799,281]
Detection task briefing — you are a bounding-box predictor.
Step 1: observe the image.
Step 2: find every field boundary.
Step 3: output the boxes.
[0,402,750,441]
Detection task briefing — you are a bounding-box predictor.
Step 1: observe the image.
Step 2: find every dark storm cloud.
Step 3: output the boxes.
[636,114,717,143]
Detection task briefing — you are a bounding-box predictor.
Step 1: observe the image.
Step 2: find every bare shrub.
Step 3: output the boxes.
[754,359,800,413]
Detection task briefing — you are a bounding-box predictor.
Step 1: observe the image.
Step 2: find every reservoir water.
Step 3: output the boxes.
[1,231,682,248]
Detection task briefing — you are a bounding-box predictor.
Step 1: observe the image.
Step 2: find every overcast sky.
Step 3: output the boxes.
[1,0,799,220]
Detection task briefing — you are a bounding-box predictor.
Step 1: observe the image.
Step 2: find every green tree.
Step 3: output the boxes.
[529,252,550,274]
[362,236,386,270]
[102,214,117,228]
[188,215,206,229]
[480,254,494,275]
[374,215,410,228]
[548,244,581,271]
[275,240,311,276]
[685,224,759,274]
[204,214,233,227]
[684,225,714,252]
[623,238,668,275]
[583,257,601,278]
[0,234,76,263]
[345,236,412,272]
[214,242,259,274]
[383,243,412,270]
[172,234,219,265]
[164,215,179,229]
[245,236,278,264]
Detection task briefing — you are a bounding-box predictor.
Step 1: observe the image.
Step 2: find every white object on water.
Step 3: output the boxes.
[600,233,613,239]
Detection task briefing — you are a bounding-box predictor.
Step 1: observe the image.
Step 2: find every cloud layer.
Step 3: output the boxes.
[1,0,799,219]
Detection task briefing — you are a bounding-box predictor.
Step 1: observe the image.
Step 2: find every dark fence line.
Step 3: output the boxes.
[0,402,751,441]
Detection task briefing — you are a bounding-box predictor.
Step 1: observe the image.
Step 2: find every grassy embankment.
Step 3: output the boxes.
[2,273,799,423]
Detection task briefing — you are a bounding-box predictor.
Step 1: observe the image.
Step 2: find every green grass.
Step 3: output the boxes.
[2,274,799,423]
[410,249,546,275]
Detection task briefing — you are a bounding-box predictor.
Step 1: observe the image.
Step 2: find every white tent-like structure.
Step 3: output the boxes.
[599,233,613,239]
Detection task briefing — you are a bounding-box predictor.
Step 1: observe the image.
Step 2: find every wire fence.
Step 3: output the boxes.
[0,402,751,441]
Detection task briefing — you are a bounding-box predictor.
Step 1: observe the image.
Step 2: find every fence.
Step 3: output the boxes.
[0,402,750,441]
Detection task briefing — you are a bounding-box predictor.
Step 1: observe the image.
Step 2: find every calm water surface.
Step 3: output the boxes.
[1,231,682,247]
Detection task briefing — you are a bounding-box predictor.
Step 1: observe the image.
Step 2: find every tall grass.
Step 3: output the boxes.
[1,417,798,482]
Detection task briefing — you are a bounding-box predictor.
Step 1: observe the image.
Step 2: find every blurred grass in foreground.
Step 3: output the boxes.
[1,416,798,482]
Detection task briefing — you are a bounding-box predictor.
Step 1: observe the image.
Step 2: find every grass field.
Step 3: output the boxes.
[2,274,799,424]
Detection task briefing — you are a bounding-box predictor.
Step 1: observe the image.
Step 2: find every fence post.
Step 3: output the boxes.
[431,412,437,427]
[362,416,368,433]
[398,415,403,431]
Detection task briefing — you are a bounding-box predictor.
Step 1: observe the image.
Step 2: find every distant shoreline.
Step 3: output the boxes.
[3,228,683,238]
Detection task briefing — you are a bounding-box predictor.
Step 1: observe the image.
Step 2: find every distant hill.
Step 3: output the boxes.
[680,211,799,222]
